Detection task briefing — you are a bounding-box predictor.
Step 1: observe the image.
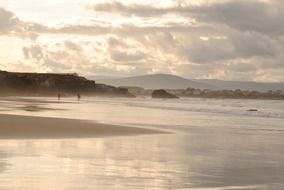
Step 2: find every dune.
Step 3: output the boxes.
[0,114,164,139]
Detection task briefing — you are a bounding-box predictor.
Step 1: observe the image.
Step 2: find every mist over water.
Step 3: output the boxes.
[0,97,284,189]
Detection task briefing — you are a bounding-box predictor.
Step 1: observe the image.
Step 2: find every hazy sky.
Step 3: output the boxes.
[0,0,283,81]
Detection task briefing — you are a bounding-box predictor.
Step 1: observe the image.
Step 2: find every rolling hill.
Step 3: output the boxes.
[96,74,284,91]
[96,74,218,90]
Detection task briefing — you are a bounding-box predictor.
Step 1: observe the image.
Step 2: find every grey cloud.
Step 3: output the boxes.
[108,36,129,48]
[91,1,284,36]
[190,0,284,36]
[0,7,111,38]
[43,56,69,70]
[91,1,170,17]
[109,49,146,62]
[64,41,83,52]
[2,3,284,81]
[228,63,257,73]
[51,24,111,35]
[180,37,233,63]
[175,62,256,81]
[0,6,219,38]
[20,29,284,81]
[89,62,151,77]
[0,7,39,39]
[0,7,20,34]
[22,45,43,59]
[182,30,282,63]
[229,31,281,58]
[107,37,148,63]
[22,44,71,71]
[22,47,29,59]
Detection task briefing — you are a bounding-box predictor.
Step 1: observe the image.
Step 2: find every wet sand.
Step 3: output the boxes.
[0,114,164,139]
[0,97,283,189]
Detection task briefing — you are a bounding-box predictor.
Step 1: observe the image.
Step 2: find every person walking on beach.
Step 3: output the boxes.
[77,93,81,101]
[57,93,61,101]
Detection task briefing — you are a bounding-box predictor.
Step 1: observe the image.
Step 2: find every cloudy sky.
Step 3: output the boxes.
[0,0,283,81]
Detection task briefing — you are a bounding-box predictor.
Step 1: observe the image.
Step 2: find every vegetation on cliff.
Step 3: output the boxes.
[0,71,134,97]
[152,89,179,99]
[124,86,284,100]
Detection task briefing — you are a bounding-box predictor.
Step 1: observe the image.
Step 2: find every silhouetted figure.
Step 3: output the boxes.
[77,93,81,101]
[57,93,61,101]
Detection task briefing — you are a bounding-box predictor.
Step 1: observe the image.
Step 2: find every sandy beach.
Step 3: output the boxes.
[0,114,163,139]
[0,97,283,189]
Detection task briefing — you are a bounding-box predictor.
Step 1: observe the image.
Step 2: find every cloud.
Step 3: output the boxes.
[1,2,284,82]
[90,1,172,17]
[22,45,43,59]
[64,41,83,52]
[91,0,284,36]
[188,0,284,37]
[0,7,112,39]
[109,49,146,62]
[0,7,20,34]
[0,7,40,39]
[22,44,71,71]
[50,24,112,35]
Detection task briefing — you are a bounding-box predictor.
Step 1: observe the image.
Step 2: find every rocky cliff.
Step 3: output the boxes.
[0,71,134,97]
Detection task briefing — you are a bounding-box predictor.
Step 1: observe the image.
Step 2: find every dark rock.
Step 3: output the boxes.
[152,89,179,99]
[247,109,258,112]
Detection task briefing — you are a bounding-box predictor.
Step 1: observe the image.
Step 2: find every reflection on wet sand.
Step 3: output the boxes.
[0,129,284,189]
[0,97,283,189]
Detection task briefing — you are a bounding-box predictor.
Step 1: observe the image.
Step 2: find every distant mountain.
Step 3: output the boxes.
[86,75,122,80]
[194,79,284,92]
[97,74,284,91]
[97,74,218,90]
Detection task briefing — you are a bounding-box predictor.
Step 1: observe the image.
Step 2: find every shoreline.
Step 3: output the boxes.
[0,114,165,139]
